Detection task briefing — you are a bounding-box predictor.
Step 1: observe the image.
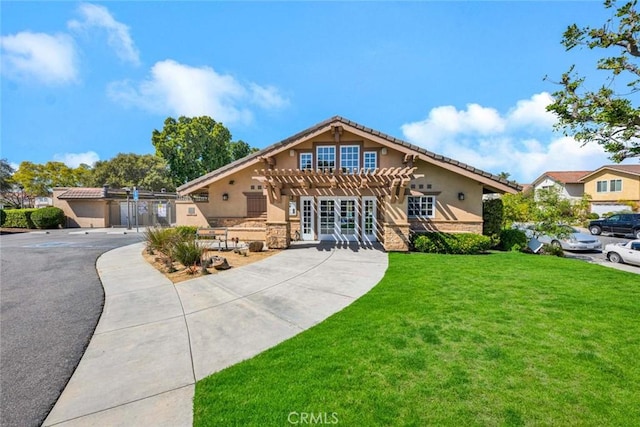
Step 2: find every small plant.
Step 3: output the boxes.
[144,227,178,255]
[175,225,198,240]
[172,240,203,274]
[541,243,564,257]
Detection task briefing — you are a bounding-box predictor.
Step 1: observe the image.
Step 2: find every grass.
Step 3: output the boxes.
[193,252,640,426]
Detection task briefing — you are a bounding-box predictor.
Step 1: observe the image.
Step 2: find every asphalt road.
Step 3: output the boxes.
[0,230,142,427]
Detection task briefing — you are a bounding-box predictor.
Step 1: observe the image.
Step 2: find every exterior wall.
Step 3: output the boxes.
[583,171,640,203]
[54,198,109,228]
[532,179,584,200]
[175,201,209,227]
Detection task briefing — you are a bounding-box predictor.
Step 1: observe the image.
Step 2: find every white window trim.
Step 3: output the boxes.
[300,152,313,171]
[609,179,623,192]
[408,195,436,219]
[340,145,360,173]
[596,180,608,193]
[316,146,336,172]
[364,151,378,171]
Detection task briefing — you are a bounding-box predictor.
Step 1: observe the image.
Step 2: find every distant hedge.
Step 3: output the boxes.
[412,232,492,255]
[3,209,37,228]
[31,207,65,229]
[0,209,5,226]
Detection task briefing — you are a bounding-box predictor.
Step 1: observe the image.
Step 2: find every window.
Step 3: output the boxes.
[364,151,377,171]
[300,152,313,171]
[408,196,435,218]
[596,180,608,192]
[316,146,335,172]
[340,145,360,173]
[187,207,196,216]
[610,179,622,192]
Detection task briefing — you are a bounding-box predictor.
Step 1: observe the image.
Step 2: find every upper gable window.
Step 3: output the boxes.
[364,151,377,172]
[596,180,608,192]
[610,179,622,192]
[300,152,313,171]
[340,145,360,173]
[316,146,335,173]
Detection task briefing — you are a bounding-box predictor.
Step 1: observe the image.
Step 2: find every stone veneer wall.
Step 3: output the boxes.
[410,219,482,234]
[266,221,290,249]
[207,217,266,228]
[383,223,410,252]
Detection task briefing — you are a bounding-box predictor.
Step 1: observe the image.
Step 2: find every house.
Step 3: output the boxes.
[530,171,591,200]
[579,164,640,215]
[53,186,177,228]
[176,116,521,251]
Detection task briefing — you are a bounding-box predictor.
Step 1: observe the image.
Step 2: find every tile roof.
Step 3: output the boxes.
[542,171,592,184]
[601,164,640,175]
[56,187,105,199]
[177,116,522,194]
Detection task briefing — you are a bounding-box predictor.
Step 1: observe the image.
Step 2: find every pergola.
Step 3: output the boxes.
[253,167,419,203]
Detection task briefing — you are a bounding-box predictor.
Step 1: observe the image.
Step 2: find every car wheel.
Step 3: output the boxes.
[635,229,640,239]
[551,240,562,248]
[608,252,623,264]
[589,226,602,235]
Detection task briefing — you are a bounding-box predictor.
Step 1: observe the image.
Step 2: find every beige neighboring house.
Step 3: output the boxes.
[53,186,177,228]
[579,164,640,215]
[530,171,591,200]
[176,116,521,251]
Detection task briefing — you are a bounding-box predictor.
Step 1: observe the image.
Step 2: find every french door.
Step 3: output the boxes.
[302,197,376,242]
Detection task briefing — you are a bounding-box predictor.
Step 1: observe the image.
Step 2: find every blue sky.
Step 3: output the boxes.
[1,1,635,183]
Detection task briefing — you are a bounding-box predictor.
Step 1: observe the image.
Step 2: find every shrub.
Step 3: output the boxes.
[498,228,528,252]
[31,207,65,229]
[542,243,564,257]
[482,198,503,237]
[172,240,203,273]
[587,213,600,220]
[0,209,5,226]
[175,225,198,239]
[412,232,492,255]
[144,227,178,255]
[3,209,36,228]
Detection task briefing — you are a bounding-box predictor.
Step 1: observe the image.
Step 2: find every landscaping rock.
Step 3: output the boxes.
[248,241,264,252]
[212,256,230,270]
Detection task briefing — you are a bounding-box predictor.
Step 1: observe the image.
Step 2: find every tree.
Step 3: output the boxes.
[12,161,90,197]
[89,153,175,191]
[152,116,257,186]
[546,0,640,161]
[0,159,15,192]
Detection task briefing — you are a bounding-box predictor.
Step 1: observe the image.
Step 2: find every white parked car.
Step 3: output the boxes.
[603,240,640,267]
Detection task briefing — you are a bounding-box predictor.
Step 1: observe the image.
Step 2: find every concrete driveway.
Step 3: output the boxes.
[44,241,388,426]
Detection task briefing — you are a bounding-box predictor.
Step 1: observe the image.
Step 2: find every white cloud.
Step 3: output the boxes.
[108,59,289,125]
[0,31,78,84]
[54,151,99,168]
[401,92,626,183]
[68,3,140,66]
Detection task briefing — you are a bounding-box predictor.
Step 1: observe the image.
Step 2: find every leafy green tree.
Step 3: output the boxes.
[89,153,175,191]
[152,116,256,186]
[0,159,15,192]
[12,161,89,197]
[547,0,640,161]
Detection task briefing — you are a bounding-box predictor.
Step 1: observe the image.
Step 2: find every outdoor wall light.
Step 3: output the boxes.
[458,192,465,201]
[229,180,235,185]
[222,193,229,201]
[290,149,296,157]
[381,147,388,155]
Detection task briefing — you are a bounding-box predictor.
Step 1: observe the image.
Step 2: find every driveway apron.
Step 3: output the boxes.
[43,241,387,426]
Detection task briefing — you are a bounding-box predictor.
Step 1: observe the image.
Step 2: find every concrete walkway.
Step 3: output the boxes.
[43,241,388,426]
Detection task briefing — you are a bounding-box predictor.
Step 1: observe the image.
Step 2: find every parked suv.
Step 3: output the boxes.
[588,213,640,239]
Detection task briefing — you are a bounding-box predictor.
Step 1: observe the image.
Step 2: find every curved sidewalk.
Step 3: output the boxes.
[43,241,388,426]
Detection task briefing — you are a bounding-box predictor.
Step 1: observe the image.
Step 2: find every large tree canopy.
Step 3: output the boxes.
[547,0,640,161]
[152,116,257,186]
[12,161,90,197]
[89,153,175,191]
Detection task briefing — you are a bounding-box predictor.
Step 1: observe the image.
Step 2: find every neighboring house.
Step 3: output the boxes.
[530,171,591,200]
[34,197,53,208]
[176,116,521,251]
[579,165,640,215]
[53,186,177,228]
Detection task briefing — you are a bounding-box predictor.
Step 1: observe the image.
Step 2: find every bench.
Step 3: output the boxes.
[196,227,228,250]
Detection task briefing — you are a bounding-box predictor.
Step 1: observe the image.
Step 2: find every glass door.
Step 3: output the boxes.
[318,199,336,240]
[362,197,377,242]
[340,199,357,238]
[300,197,315,240]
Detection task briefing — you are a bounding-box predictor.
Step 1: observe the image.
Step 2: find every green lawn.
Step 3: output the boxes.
[193,252,640,426]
